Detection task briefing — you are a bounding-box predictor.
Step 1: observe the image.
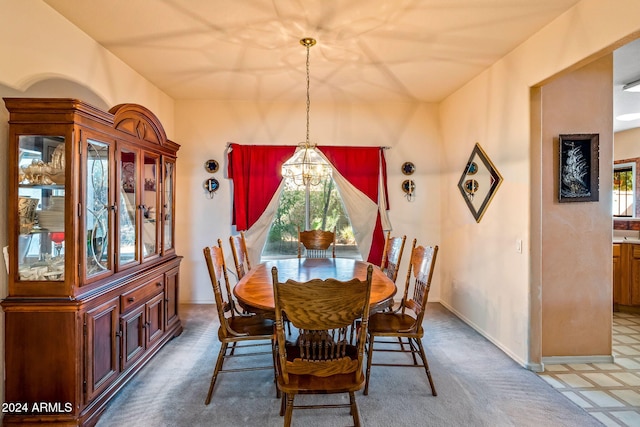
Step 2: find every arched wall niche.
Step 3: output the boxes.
[3,77,109,110]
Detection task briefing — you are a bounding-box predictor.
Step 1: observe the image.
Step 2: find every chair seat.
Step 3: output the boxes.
[369,312,423,337]
[222,315,274,340]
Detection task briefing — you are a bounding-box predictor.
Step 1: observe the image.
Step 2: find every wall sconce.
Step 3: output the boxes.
[401,162,415,201]
[203,177,219,199]
[204,159,219,199]
[402,179,415,201]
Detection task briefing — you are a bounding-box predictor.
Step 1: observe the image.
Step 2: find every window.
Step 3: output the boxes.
[261,174,359,260]
[613,162,635,216]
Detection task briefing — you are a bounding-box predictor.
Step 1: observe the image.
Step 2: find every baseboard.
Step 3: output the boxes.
[542,355,614,365]
[525,362,545,373]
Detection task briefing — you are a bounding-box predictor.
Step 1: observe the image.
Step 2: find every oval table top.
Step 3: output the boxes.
[234,258,397,315]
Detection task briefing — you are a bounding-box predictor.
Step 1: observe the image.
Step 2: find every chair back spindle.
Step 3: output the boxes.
[380,232,406,283]
[401,240,438,328]
[230,231,251,279]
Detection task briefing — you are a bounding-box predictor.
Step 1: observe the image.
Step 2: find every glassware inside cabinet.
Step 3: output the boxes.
[142,153,159,258]
[163,159,175,251]
[17,136,66,281]
[119,148,138,267]
[85,140,111,277]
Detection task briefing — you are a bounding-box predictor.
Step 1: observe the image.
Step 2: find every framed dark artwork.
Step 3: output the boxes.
[457,143,503,222]
[558,134,599,203]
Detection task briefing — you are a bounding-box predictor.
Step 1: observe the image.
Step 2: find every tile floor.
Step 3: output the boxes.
[539,312,640,427]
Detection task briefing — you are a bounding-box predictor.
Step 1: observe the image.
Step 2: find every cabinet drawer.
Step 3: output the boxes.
[614,244,621,257]
[632,244,640,259]
[121,275,164,312]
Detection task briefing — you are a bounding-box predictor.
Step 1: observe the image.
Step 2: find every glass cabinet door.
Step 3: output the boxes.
[142,153,160,259]
[118,147,139,268]
[84,139,112,279]
[17,136,66,281]
[163,158,176,253]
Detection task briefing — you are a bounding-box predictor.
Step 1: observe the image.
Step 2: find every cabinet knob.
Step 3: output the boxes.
[127,297,135,303]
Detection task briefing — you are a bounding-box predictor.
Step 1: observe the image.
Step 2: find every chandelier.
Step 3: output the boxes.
[281,38,332,187]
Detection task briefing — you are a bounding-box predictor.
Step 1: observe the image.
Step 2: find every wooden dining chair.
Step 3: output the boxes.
[364,239,439,396]
[203,239,276,405]
[229,231,251,279]
[297,226,336,258]
[380,232,407,283]
[271,264,374,427]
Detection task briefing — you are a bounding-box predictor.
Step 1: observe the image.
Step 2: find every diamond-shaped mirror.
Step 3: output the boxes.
[457,143,503,222]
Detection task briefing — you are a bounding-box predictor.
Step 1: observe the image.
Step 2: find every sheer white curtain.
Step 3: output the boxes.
[241,180,286,266]
[316,150,384,261]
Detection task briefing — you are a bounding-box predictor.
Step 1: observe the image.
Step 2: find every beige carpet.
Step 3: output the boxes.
[96,303,603,426]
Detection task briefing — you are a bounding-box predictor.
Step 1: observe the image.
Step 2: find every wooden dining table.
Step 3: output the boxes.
[234,258,397,317]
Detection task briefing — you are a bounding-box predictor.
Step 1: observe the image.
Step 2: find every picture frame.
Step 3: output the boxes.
[558,133,599,203]
[457,143,503,223]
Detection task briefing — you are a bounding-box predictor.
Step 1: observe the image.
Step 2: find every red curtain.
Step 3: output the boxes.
[227,144,296,231]
[319,146,388,263]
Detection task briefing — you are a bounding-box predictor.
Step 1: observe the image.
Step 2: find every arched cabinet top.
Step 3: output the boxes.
[109,103,167,147]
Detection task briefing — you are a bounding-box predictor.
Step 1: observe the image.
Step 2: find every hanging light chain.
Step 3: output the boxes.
[305,41,311,145]
[300,37,316,146]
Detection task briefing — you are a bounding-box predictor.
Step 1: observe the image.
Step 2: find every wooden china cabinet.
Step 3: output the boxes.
[2,98,182,426]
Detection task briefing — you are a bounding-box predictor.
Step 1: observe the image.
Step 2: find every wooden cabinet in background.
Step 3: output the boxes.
[613,242,640,312]
[613,243,622,308]
[2,98,182,426]
[629,244,640,306]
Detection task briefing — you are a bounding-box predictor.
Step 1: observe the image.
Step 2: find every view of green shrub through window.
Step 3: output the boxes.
[613,165,634,217]
[262,175,360,259]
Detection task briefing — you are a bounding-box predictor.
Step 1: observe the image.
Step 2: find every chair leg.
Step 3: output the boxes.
[408,338,419,365]
[205,342,228,404]
[364,334,375,395]
[398,336,406,351]
[280,392,286,416]
[349,391,361,427]
[415,338,437,396]
[271,340,281,399]
[284,394,294,427]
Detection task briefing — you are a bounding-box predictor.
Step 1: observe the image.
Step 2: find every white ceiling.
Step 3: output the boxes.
[42,0,639,131]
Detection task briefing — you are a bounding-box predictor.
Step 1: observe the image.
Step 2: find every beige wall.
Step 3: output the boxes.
[615,127,640,160]
[0,0,174,410]
[174,100,442,303]
[538,56,613,359]
[439,0,640,369]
